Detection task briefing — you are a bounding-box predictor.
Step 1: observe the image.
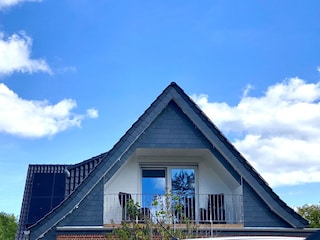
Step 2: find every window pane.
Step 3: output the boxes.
[142,177,165,195]
[142,169,166,210]
[142,169,165,178]
[171,169,195,196]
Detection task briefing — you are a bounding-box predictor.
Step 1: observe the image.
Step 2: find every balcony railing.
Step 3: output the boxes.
[104,193,243,225]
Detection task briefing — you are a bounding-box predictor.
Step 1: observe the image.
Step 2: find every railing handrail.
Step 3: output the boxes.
[104,192,243,225]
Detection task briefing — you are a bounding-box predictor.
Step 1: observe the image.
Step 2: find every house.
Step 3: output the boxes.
[17,82,309,240]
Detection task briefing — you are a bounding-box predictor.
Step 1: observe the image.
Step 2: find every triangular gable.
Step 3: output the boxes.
[28,82,307,239]
[137,100,213,148]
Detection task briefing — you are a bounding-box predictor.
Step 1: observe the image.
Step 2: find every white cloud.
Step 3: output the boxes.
[192,78,320,187]
[0,0,41,10]
[56,66,77,74]
[0,31,51,75]
[86,108,98,118]
[0,83,97,138]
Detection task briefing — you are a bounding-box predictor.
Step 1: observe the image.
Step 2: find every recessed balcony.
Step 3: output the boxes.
[104,193,243,227]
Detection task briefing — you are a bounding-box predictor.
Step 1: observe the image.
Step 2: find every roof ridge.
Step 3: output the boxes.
[68,151,107,169]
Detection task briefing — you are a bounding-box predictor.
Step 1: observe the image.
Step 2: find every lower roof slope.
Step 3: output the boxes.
[16,152,106,240]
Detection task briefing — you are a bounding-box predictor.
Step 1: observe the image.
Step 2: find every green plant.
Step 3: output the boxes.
[297,203,320,228]
[126,199,141,222]
[107,219,153,240]
[152,193,173,224]
[107,195,200,239]
[0,212,18,240]
[150,192,197,239]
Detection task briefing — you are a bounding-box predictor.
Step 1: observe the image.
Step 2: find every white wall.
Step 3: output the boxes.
[104,156,139,224]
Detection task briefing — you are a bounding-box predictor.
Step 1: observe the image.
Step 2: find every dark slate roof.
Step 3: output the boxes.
[18,82,308,240]
[16,152,106,240]
[65,152,107,194]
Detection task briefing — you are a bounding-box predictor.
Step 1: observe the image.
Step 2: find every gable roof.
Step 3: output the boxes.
[19,82,307,239]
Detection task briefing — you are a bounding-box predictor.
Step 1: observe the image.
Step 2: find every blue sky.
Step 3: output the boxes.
[1,0,320,217]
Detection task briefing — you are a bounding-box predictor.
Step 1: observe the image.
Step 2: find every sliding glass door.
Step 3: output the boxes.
[141,167,196,222]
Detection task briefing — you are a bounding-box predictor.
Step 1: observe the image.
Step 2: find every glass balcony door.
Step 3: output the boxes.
[141,167,196,222]
[171,168,195,196]
[171,168,195,221]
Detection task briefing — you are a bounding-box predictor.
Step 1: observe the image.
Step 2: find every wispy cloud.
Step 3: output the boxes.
[0,83,97,138]
[0,0,41,10]
[0,31,51,75]
[55,66,77,74]
[192,77,320,187]
[86,108,98,118]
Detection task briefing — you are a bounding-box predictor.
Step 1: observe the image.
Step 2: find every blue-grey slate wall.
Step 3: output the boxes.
[243,180,290,227]
[136,101,212,149]
[63,180,104,226]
